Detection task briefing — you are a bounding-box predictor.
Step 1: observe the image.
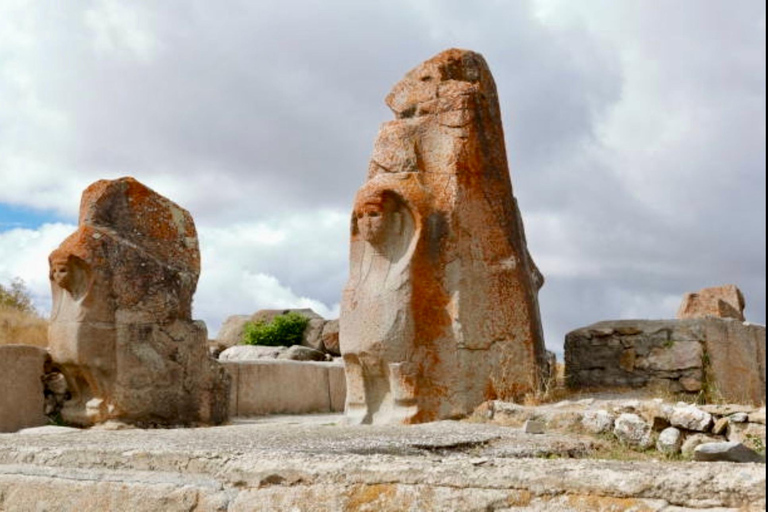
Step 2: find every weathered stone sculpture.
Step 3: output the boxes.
[677,284,745,321]
[340,49,547,424]
[48,177,229,426]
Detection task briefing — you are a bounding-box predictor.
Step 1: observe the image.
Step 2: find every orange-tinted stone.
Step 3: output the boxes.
[48,177,229,427]
[677,284,746,321]
[340,49,547,425]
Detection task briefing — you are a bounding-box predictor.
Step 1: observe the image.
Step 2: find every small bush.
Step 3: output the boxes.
[0,278,47,347]
[0,278,35,313]
[242,312,309,347]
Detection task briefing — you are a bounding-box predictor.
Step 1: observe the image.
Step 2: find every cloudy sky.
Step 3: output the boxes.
[0,0,764,357]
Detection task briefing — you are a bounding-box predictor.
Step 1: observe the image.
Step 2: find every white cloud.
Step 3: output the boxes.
[84,0,159,62]
[0,1,764,358]
[0,223,75,311]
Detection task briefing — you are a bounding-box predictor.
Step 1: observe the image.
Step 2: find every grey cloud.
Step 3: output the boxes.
[0,1,763,355]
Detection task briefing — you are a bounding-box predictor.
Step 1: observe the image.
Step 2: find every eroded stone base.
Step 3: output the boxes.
[565,318,766,404]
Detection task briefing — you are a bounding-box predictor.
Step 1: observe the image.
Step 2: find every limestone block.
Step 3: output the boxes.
[749,407,765,424]
[693,442,764,463]
[216,315,251,349]
[727,422,766,452]
[340,48,547,425]
[47,177,229,427]
[0,345,48,433]
[523,419,546,434]
[221,361,346,416]
[278,345,327,361]
[219,345,286,361]
[614,413,653,449]
[677,284,745,321]
[581,410,614,434]
[656,427,683,454]
[669,404,713,432]
[565,318,765,405]
[681,434,723,458]
[701,319,766,405]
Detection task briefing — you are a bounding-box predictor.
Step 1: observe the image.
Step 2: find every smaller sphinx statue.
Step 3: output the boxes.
[48,177,229,427]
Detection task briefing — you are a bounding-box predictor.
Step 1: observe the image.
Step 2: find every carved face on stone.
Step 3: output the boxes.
[50,256,72,291]
[357,200,388,245]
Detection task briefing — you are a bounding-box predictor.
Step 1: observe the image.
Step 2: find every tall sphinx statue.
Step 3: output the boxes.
[48,177,229,427]
[340,49,547,424]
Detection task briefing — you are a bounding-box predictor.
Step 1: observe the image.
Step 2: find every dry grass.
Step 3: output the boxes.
[0,305,48,347]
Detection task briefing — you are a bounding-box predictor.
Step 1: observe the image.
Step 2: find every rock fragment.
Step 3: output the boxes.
[693,441,764,463]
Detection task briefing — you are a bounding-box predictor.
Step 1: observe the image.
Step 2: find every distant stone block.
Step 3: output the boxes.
[221,360,346,416]
[0,345,48,433]
[677,284,745,321]
[565,318,765,405]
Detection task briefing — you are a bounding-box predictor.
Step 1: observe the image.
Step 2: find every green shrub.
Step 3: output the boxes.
[242,312,309,347]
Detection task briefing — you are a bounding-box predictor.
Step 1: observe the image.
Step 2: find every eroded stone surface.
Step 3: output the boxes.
[614,413,653,449]
[657,427,683,454]
[0,417,763,511]
[693,441,764,463]
[565,318,766,404]
[677,284,745,321]
[48,177,229,427]
[0,345,48,433]
[340,48,546,425]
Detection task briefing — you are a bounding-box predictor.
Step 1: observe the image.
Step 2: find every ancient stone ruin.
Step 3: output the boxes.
[677,284,745,321]
[340,48,547,425]
[48,177,229,426]
[0,345,48,433]
[565,285,766,405]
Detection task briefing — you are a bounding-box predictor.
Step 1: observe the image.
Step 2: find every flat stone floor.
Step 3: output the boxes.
[0,414,764,511]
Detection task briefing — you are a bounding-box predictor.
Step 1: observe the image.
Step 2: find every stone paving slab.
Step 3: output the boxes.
[0,415,764,511]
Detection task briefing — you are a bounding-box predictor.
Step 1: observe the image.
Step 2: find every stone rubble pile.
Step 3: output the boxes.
[478,398,766,462]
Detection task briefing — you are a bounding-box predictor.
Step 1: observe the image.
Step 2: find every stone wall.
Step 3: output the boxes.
[565,318,766,404]
[0,345,48,432]
[221,360,346,416]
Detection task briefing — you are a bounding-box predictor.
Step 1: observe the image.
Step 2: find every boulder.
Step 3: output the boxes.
[219,345,287,361]
[523,419,545,434]
[613,413,653,449]
[0,345,49,433]
[677,284,745,321]
[693,442,764,463]
[656,427,683,454]
[681,433,723,458]
[340,48,547,425]
[749,407,765,424]
[47,177,229,427]
[216,315,251,349]
[321,319,340,356]
[727,422,766,453]
[581,410,614,435]
[669,404,713,432]
[278,345,328,362]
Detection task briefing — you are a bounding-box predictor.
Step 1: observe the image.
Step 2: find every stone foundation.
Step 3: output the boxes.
[221,360,346,416]
[0,345,48,433]
[565,318,766,404]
